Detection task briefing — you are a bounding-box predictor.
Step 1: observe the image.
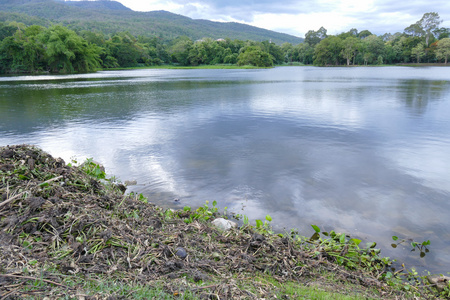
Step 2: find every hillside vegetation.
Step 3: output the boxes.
[0,2,449,73]
[0,0,303,44]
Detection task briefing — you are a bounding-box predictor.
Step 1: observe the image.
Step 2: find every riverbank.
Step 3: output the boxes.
[102,64,269,71]
[0,145,447,299]
[100,62,449,71]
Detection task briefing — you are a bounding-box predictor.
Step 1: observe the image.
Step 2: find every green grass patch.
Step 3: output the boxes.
[102,64,267,70]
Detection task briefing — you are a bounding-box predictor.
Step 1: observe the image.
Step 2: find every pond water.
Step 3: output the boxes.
[1,66,449,274]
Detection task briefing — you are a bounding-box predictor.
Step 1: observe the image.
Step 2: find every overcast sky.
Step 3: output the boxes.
[112,0,450,38]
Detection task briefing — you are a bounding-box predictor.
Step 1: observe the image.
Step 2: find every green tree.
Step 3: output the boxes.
[293,43,314,64]
[0,21,20,40]
[411,43,425,63]
[169,36,193,66]
[313,36,343,66]
[434,27,450,40]
[405,12,442,46]
[341,36,360,65]
[0,24,45,73]
[436,38,450,64]
[304,27,327,46]
[358,30,372,39]
[106,32,142,67]
[337,28,358,39]
[39,25,100,73]
[222,47,238,64]
[260,40,283,64]
[237,46,273,67]
[361,35,385,65]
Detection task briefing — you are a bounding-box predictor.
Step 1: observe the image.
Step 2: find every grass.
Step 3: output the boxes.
[102,64,266,70]
[10,268,386,299]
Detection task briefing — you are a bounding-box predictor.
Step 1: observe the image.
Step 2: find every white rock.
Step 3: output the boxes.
[212,218,237,231]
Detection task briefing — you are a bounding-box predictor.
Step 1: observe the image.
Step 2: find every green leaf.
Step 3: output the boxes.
[392,236,398,241]
[350,238,361,246]
[311,224,321,233]
[339,233,346,244]
[265,215,272,222]
[367,242,377,248]
[212,200,217,207]
[310,232,320,241]
[255,219,263,228]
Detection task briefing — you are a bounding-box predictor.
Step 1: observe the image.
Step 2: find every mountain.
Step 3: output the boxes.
[0,0,304,44]
[63,0,132,11]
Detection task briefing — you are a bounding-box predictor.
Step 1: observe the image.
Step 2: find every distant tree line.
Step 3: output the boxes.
[0,12,449,73]
[304,12,450,66]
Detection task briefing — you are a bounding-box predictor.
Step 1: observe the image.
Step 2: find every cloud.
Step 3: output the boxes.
[117,0,450,37]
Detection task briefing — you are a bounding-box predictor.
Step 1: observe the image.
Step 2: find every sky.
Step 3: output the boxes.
[110,0,450,38]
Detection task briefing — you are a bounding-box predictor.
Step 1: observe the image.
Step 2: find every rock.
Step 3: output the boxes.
[175,247,187,259]
[250,233,266,247]
[427,275,450,292]
[212,218,237,231]
[124,180,137,186]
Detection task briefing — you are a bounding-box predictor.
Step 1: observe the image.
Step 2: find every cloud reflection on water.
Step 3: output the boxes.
[1,67,450,272]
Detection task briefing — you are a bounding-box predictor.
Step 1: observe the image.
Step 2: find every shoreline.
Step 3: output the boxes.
[1,63,448,76]
[1,144,448,298]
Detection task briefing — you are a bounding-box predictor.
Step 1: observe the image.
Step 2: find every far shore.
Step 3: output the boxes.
[100,62,449,71]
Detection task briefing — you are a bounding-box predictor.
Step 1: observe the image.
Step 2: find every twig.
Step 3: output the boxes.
[0,286,21,300]
[41,175,63,184]
[0,274,73,290]
[0,175,63,208]
[0,191,27,208]
[191,284,220,291]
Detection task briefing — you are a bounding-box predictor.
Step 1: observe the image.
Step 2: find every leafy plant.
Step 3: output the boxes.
[391,236,431,258]
[306,225,392,275]
[254,215,273,234]
[81,158,106,180]
[129,192,148,204]
[183,200,218,223]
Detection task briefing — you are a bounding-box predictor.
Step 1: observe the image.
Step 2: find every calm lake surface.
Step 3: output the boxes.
[1,67,449,273]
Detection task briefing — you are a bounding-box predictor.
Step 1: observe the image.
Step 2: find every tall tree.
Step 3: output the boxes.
[341,36,360,65]
[405,12,442,46]
[420,12,442,46]
[304,27,327,46]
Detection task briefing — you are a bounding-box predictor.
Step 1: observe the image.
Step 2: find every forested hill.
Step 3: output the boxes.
[0,0,303,44]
